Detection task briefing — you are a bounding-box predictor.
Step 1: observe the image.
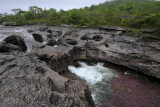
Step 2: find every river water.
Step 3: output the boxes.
[68,62,160,107]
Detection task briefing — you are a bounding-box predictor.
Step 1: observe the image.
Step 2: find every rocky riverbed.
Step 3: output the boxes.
[0,25,160,106]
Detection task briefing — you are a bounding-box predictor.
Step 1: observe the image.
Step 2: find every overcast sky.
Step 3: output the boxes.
[0,0,107,14]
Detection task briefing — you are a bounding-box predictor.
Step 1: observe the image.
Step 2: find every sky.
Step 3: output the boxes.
[0,0,107,14]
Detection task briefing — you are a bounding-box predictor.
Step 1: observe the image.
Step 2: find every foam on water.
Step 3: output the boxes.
[68,62,117,106]
[14,29,34,39]
[69,62,115,85]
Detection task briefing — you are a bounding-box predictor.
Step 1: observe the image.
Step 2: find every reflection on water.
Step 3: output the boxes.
[68,62,160,107]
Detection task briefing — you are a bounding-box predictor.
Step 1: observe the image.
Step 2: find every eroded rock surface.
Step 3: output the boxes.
[31,26,160,78]
[0,47,94,107]
[0,25,160,106]
[0,26,94,107]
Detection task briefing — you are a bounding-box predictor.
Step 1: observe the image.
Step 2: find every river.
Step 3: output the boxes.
[68,61,160,107]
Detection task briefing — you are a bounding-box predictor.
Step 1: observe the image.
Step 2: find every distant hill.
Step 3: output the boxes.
[0,0,160,29]
[84,0,160,28]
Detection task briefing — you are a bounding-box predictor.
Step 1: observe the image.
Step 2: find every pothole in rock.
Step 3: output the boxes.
[46,39,58,46]
[92,35,103,41]
[32,33,47,43]
[47,30,52,33]
[66,39,78,45]
[104,42,109,47]
[81,35,90,41]
[4,35,27,52]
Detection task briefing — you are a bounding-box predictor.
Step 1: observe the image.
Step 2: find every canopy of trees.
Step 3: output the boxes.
[0,0,160,29]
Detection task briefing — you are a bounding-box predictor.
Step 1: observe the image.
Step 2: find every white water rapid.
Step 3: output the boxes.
[68,62,117,106]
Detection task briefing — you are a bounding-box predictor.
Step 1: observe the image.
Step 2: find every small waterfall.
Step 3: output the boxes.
[42,35,47,44]
[14,29,35,53]
[24,38,35,53]
[14,29,34,39]
[0,34,7,42]
[0,29,35,53]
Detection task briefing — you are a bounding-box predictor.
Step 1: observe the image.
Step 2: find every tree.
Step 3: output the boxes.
[29,6,43,19]
[12,9,23,15]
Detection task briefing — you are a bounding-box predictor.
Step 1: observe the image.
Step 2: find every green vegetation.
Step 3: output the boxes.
[0,0,160,29]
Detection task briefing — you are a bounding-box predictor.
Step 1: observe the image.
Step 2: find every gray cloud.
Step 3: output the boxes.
[0,0,107,13]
